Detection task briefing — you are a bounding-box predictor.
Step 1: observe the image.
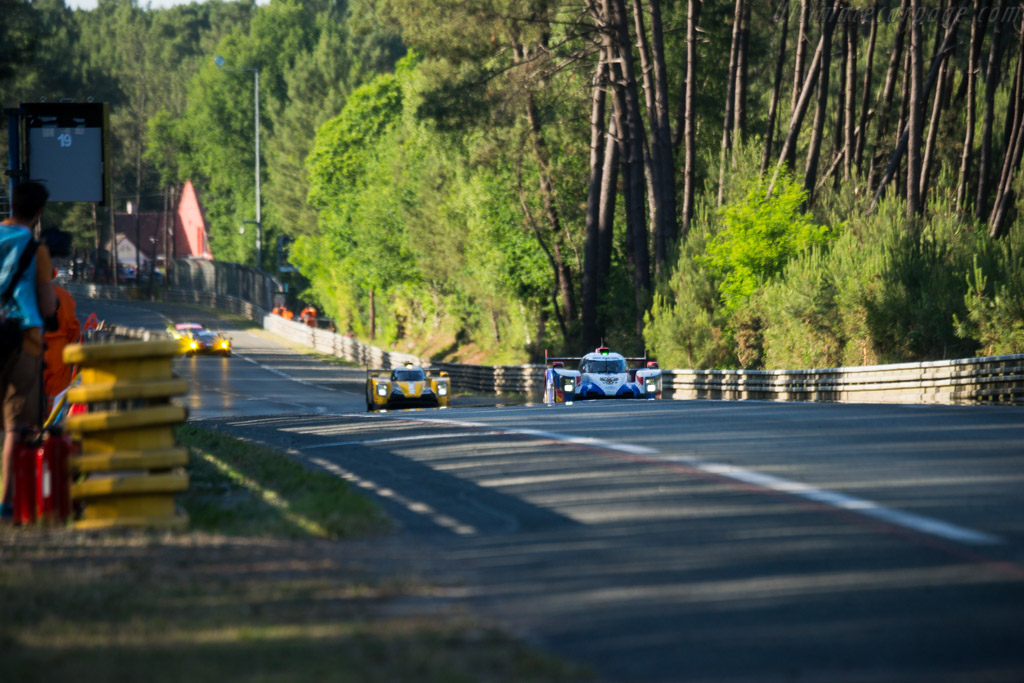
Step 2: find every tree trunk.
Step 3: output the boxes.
[582,63,607,349]
[761,3,790,175]
[803,0,838,202]
[833,15,848,178]
[92,202,100,277]
[769,30,826,195]
[868,0,909,191]
[518,39,577,327]
[681,0,701,238]
[844,14,857,181]
[527,98,577,324]
[109,206,118,286]
[976,0,1007,219]
[631,0,662,271]
[956,0,988,212]
[906,0,925,218]
[717,0,744,206]
[518,190,571,344]
[791,0,811,115]
[648,0,677,269]
[598,115,620,284]
[854,3,879,171]
[368,289,375,340]
[988,12,1024,238]
[868,10,965,214]
[919,58,949,206]
[608,0,650,336]
[734,0,751,141]
[632,0,677,275]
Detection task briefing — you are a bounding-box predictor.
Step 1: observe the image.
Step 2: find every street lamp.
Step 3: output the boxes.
[215,55,261,269]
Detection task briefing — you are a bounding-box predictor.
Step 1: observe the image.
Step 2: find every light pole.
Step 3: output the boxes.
[215,55,261,269]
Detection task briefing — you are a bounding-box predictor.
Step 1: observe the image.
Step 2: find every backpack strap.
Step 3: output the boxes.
[1,239,39,309]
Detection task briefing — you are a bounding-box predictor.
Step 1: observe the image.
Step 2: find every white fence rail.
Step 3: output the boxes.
[68,283,1023,406]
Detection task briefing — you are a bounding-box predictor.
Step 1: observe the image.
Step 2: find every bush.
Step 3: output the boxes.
[645,161,1021,370]
[956,221,1024,357]
[755,194,982,368]
[700,173,832,317]
[645,202,736,369]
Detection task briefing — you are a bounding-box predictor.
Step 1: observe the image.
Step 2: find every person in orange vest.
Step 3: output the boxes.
[300,305,317,327]
[272,305,281,316]
[281,307,294,320]
[43,271,81,413]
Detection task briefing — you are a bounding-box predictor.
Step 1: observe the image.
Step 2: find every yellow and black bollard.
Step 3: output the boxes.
[63,339,190,530]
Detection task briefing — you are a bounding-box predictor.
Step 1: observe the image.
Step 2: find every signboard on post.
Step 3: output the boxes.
[21,102,110,205]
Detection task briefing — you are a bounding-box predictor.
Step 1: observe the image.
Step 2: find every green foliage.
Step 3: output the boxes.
[701,172,832,317]
[752,195,981,369]
[0,0,42,83]
[645,197,736,369]
[956,223,1024,357]
[306,72,404,211]
[647,146,1013,371]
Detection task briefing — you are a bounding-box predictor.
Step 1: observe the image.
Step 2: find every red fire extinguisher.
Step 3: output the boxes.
[44,432,72,522]
[12,440,36,525]
[12,430,73,526]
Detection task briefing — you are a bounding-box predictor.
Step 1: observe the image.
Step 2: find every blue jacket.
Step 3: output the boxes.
[0,224,42,331]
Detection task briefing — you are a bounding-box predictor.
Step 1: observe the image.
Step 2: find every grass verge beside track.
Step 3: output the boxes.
[177,424,389,538]
[0,427,593,683]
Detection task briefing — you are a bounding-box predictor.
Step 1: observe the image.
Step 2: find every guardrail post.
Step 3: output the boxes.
[63,339,190,530]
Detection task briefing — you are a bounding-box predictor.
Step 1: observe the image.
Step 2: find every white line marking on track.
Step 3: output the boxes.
[231,352,359,396]
[662,456,1004,546]
[308,456,477,535]
[401,417,659,455]
[234,353,319,387]
[304,431,504,449]
[376,414,1003,546]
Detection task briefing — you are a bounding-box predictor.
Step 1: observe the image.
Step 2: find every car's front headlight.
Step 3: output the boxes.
[376,383,388,397]
[437,383,448,396]
[646,380,658,394]
[189,341,198,350]
[561,377,575,393]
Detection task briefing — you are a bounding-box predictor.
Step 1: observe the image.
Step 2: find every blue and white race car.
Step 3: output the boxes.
[544,347,662,404]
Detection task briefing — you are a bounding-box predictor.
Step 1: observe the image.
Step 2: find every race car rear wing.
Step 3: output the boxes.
[545,347,658,368]
[366,366,449,377]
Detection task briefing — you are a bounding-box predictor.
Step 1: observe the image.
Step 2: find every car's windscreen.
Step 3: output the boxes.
[393,368,425,381]
[584,359,626,373]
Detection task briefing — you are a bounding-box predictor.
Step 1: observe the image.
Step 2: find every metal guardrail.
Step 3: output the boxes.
[663,356,1024,405]
[67,283,1024,406]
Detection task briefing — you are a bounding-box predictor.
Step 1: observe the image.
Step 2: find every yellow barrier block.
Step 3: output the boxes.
[68,378,189,404]
[66,405,187,434]
[78,358,177,384]
[68,406,185,453]
[78,429,177,454]
[73,447,189,474]
[63,338,191,531]
[64,339,181,364]
[72,471,189,498]
[75,511,188,531]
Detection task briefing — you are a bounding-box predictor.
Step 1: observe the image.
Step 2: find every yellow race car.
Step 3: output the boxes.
[169,322,204,354]
[366,363,450,411]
